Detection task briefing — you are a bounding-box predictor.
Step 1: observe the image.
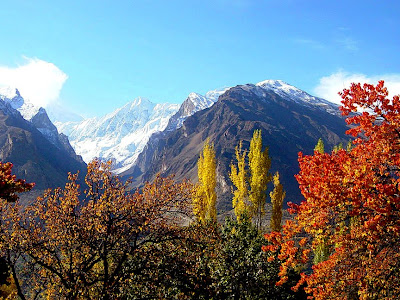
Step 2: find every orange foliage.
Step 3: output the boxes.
[264,81,400,299]
[0,159,193,298]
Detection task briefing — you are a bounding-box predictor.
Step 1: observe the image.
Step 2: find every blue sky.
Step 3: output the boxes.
[0,0,399,117]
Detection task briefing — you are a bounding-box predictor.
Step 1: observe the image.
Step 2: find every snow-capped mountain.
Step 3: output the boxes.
[124,79,341,182]
[165,87,229,132]
[55,86,229,174]
[0,87,40,120]
[54,80,339,176]
[0,87,86,189]
[255,80,339,115]
[165,81,337,134]
[56,97,179,174]
[0,87,78,152]
[125,81,348,209]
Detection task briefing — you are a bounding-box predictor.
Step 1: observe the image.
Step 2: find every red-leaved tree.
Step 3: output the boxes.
[0,162,34,202]
[264,81,400,299]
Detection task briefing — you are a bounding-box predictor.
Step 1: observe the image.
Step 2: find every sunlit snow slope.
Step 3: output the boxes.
[56,98,179,174]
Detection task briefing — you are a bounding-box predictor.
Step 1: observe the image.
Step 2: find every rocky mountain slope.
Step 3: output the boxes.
[0,88,86,190]
[124,81,350,211]
[55,87,229,174]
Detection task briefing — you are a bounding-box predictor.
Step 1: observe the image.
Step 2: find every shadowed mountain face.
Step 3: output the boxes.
[0,103,87,191]
[126,84,350,211]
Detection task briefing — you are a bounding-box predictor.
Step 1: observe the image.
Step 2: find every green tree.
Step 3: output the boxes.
[211,216,306,300]
[127,222,220,299]
[269,172,285,232]
[194,139,217,223]
[248,130,272,228]
[229,141,249,221]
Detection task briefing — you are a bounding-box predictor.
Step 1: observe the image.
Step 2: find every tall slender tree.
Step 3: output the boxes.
[229,141,249,221]
[269,172,285,232]
[314,138,325,154]
[193,139,217,222]
[248,130,272,229]
[312,139,330,264]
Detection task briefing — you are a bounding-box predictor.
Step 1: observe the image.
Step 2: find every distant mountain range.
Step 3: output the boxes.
[0,80,349,211]
[54,87,229,174]
[55,98,179,174]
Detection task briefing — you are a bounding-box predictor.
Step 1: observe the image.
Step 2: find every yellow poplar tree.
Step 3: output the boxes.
[269,171,285,232]
[193,139,217,223]
[248,130,272,229]
[229,141,249,221]
[313,138,330,264]
[314,138,325,154]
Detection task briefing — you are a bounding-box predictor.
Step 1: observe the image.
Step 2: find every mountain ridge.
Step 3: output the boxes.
[0,89,86,191]
[124,82,349,211]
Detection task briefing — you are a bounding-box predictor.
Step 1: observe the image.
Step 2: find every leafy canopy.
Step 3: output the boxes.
[264,81,400,299]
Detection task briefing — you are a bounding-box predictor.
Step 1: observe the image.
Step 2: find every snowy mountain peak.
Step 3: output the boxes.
[0,86,82,156]
[256,79,287,88]
[0,86,40,120]
[56,97,179,174]
[256,79,309,97]
[0,86,19,99]
[255,79,338,115]
[164,86,231,133]
[187,87,230,112]
[187,92,209,110]
[131,97,151,107]
[205,87,230,102]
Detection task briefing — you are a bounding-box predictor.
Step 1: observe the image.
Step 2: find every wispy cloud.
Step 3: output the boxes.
[0,57,68,108]
[336,37,358,52]
[313,71,400,105]
[333,27,359,52]
[293,38,325,50]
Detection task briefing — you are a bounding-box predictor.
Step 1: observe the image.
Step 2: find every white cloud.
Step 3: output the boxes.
[293,38,325,50]
[313,71,400,105]
[0,57,68,108]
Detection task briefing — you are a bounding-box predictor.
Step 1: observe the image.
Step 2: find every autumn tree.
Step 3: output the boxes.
[230,130,273,227]
[0,162,34,202]
[0,162,33,299]
[314,138,324,154]
[264,81,400,299]
[312,139,330,264]
[229,141,249,221]
[248,130,272,228]
[269,172,285,232]
[333,142,343,153]
[193,139,217,223]
[3,159,193,299]
[127,221,221,299]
